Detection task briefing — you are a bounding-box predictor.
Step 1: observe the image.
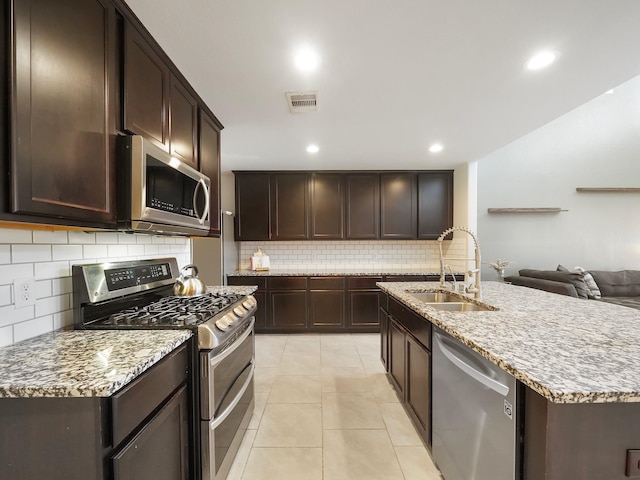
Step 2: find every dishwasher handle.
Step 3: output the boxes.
[434,332,510,396]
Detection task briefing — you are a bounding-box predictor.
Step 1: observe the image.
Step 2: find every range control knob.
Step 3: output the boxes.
[215,318,230,331]
[223,313,237,325]
[243,297,256,309]
[233,306,247,317]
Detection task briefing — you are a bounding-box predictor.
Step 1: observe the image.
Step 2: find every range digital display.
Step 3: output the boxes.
[105,263,172,291]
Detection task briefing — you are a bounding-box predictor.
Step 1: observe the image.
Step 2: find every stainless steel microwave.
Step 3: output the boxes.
[117,135,211,236]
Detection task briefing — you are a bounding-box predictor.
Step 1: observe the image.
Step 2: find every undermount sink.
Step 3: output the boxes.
[427,302,493,312]
[408,291,461,303]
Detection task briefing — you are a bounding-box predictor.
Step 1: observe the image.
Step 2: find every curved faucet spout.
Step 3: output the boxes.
[437,226,482,300]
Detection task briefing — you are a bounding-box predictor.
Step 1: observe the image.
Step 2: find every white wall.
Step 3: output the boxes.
[477,75,640,277]
[0,228,191,347]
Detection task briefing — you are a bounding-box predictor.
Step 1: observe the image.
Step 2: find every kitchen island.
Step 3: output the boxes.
[378,281,640,479]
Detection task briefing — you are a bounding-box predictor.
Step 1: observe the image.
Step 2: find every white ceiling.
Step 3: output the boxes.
[124,0,640,172]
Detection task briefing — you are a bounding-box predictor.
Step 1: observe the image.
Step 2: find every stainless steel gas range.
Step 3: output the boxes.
[72,258,257,480]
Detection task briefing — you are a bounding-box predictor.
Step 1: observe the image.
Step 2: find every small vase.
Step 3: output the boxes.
[495,269,505,282]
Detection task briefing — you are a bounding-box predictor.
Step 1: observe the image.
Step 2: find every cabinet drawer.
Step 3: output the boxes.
[347,276,383,289]
[389,298,431,350]
[111,343,189,446]
[269,276,307,290]
[227,276,267,290]
[309,277,345,290]
[385,275,425,282]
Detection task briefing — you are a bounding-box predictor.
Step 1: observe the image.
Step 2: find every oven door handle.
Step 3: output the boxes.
[209,362,255,431]
[208,318,255,368]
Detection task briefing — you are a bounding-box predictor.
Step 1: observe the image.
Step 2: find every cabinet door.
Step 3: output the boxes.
[170,77,198,169]
[345,174,379,239]
[406,335,431,441]
[348,290,380,328]
[123,21,170,149]
[418,172,453,239]
[380,173,417,239]
[309,290,345,327]
[389,319,405,397]
[113,385,189,480]
[310,173,344,239]
[199,110,222,235]
[234,173,271,240]
[271,174,309,239]
[11,0,117,224]
[251,290,268,331]
[270,291,308,329]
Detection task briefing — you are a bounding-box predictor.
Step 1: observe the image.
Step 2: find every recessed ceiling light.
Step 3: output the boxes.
[526,50,559,71]
[306,144,319,154]
[428,143,444,153]
[294,47,320,72]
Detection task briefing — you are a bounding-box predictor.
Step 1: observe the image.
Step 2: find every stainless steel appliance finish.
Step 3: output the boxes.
[118,135,211,236]
[72,258,257,480]
[432,327,518,480]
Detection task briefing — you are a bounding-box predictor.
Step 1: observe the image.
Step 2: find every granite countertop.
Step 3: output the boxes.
[207,285,258,294]
[0,330,192,398]
[228,269,450,277]
[378,281,640,404]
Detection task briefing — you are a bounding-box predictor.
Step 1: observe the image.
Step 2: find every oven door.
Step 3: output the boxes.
[200,319,255,480]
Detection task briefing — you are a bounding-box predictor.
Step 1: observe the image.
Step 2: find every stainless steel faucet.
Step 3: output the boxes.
[437,226,482,300]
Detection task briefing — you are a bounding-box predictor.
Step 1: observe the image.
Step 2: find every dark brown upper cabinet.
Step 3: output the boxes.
[123,21,198,170]
[10,0,117,225]
[345,174,380,239]
[123,21,170,150]
[199,110,222,236]
[169,77,198,169]
[418,172,454,239]
[234,173,271,241]
[270,173,309,240]
[380,173,417,239]
[310,173,344,239]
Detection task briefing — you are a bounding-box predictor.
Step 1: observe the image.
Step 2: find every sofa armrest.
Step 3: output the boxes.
[504,275,579,298]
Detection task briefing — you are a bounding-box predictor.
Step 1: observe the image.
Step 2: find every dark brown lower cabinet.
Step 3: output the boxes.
[309,277,345,328]
[406,335,431,442]
[113,385,189,480]
[389,319,406,397]
[347,276,382,331]
[269,276,308,330]
[0,343,190,480]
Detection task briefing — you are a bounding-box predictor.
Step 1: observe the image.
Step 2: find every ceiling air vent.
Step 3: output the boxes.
[286,91,318,113]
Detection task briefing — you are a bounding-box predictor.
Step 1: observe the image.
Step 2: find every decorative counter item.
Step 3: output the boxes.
[250,246,271,271]
[488,259,511,282]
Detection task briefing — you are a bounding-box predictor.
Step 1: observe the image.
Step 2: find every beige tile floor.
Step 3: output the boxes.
[227,333,443,480]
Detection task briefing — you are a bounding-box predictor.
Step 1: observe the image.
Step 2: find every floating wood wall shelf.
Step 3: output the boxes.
[576,187,640,192]
[487,208,567,214]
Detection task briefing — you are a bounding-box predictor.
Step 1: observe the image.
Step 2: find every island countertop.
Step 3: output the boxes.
[378,281,640,404]
[0,330,192,398]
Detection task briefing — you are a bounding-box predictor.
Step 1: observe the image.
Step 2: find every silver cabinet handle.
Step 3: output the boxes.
[209,363,254,430]
[434,332,509,396]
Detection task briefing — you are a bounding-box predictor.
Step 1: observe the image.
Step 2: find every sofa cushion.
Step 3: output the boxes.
[574,267,602,299]
[589,270,640,297]
[504,275,579,298]
[518,269,589,299]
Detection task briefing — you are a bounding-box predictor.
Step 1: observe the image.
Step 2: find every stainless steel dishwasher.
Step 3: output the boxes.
[432,327,518,480]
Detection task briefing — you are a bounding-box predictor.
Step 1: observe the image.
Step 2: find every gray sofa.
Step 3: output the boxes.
[504,268,640,310]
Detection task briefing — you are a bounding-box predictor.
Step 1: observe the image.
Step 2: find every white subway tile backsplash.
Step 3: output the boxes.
[127,245,145,256]
[96,232,119,244]
[36,294,70,317]
[118,233,138,244]
[52,244,84,261]
[0,263,34,286]
[107,245,129,257]
[54,309,73,330]
[83,244,109,259]
[35,280,52,299]
[33,230,68,244]
[0,304,34,327]
[13,315,54,343]
[144,244,160,255]
[0,245,10,264]
[0,286,11,306]
[52,277,72,296]
[35,261,70,280]
[136,235,153,244]
[0,228,32,244]
[12,244,52,263]
[0,325,13,348]
[68,231,96,244]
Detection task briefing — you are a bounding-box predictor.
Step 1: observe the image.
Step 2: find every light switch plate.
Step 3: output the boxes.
[14,277,36,308]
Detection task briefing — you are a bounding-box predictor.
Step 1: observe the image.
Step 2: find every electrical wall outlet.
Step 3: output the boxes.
[13,277,36,309]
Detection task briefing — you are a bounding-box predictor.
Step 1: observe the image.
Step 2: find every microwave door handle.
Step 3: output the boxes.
[193,178,210,225]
